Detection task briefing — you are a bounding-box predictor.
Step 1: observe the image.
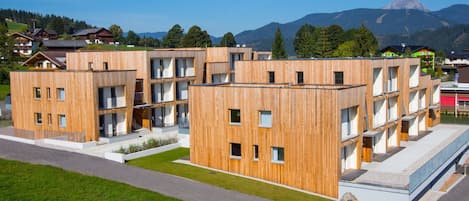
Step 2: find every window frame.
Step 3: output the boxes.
[271,146,285,164]
[58,114,66,128]
[57,88,65,101]
[268,71,275,83]
[334,71,344,85]
[253,145,259,161]
[35,112,42,125]
[230,143,242,159]
[259,110,272,128]
[229,109,241,125]
[296,71,304,84]
[34,87,41,99]
[47,113,52,126]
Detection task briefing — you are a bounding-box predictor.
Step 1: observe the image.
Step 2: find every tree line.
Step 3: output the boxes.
[272,24,379,59]
[108,24,237,48]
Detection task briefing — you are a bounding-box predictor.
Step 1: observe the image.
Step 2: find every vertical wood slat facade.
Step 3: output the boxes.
[10,70,136,141]
[189,83,366,198]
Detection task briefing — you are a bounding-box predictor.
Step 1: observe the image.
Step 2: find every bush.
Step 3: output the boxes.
[115,137,178,154]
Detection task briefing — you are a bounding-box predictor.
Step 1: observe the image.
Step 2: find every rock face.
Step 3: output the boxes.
[384,0,429,11]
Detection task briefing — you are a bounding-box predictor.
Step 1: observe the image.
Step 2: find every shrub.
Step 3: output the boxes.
[114,137,178,154]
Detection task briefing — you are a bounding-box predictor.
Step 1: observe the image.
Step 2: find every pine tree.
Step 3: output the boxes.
[327,25,345,51]
[180,25,212,48]
[315,27,333,58]
[272,28,287,59]
[125,30,140,45]
[333,41,358,57]
[354,24,378,57]
[220,32,236,47]
[109,24,123,43]
[162,24,183,48]
[293,24,315,58]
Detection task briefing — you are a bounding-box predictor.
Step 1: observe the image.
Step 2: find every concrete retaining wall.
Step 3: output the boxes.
[0,135,35,145]
[43,138,97,149]
[104,142,180,163]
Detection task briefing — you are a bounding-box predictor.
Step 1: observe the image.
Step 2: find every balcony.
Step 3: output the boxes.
[175,58,195,77]
[388,97,398,122]
[151,58,173,79]
[373,68,383,96]
[152,106,175,128]
[373,99,387,128]
[151,82,174,103]
[409,65,419,88]
[98,86,126,109]
[419,90,426,110]
[176,81,189,100]
[387,67,398,93]
[409,91,419,114]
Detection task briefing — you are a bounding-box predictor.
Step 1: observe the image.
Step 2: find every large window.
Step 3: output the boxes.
[334,72,344,85]
[297,71,304,84]
[230,143,241,158]
[388,67,398,92]
[253,145,259,160]
[259,111,272,128]
[268,71,275,83]
[272,147,284,163]
[230,109,241,124]
[34,87,41,99]
[373,68,383,96]
[57,88,65,101]
[35,113,42,125]
[58,114,66,128]
[341,106,358,139]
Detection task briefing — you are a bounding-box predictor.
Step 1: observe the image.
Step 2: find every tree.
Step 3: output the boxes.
[0,23,21,84]
[109,24,123,43]
[354,24,378,57]
[293,24,316,58]
[333,41,358,57]
[125,30,140,45]
[138,37,161,48]
[327,25,345,50]
[315,27,333,58]
[220,32,236,47]
[162,24,183,48]
[180,25,212,48]
[271,28,287,59]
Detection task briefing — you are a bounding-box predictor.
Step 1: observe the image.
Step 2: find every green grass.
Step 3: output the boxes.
[129,148,330,201]
[0,158,180,201]
[0,120,12,127]
[81,44,154,51]
[0,84,10,101]
[6,21,28,33]
[441,114,469,124]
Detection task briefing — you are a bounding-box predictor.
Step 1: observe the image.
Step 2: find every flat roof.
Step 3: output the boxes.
[12,69,136,73]
[350,124,469,190]
[191,82,365,90]
[236,57,419,62]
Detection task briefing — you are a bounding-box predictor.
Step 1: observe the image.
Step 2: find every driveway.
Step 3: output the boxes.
[0,139,268,201]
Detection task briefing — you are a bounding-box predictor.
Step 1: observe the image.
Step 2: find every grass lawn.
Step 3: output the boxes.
[0,84,10,101]
[0,158,180,201]
[129,148,331,201]
[441,114,469,124]
[6,21,28,33]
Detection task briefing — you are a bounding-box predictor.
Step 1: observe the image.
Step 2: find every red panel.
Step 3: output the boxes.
[441,96,455,106]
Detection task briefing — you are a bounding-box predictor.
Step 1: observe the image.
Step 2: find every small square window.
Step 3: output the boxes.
[35,113,42,125]
[297,71,304,84]
[334,72,344,85]
[268,71,275,83]
[34,87,41,99]
[259,111,272,128]
[230,109,241,124]
[272,147,284,163]
[230,143,241,158]
[47,113,52,126]
[57,88,65,101]
[58,114,66,128]
[103,62,109,70]
[253,145,259,160]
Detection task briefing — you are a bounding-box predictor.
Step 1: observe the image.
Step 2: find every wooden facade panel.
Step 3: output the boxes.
[190,84,365,198]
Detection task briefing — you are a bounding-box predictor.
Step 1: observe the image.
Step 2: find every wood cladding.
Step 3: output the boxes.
[10,70,136,141]
[189,84,365,198]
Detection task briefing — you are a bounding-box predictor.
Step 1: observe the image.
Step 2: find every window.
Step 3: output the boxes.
[34,87,41,99]
[88,62,93,70]
[103,62,108,70]
[58,114,66,128]
[341,107,358,139]
[272,147,284,163]
[47,113,52,126]
[57,88,65,101]
[268,71,275,83]
[230,109,241,124]
[334,72,344,85]
[297,71,304,84]
[46,87,51,99]
[230,143,241,158]
[35,113,42,125]
[259,111,272,127]
[253,145,259,160]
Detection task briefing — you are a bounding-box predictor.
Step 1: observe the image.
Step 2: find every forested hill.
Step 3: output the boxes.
[0,9,93,34]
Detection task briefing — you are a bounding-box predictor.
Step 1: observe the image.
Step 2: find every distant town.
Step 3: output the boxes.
[0,0,469,201]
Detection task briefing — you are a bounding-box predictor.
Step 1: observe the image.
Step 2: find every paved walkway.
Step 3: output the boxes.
[0,139,268,201]
[439,175,469,201]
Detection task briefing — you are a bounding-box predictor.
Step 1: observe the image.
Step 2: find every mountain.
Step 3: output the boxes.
[137,32,167,39]
[235,4,469,53]
[384,0,428,12]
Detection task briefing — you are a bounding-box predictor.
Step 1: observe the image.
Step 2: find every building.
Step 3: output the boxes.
[22,51,67,69]
[445,51,469,67]
[235,58,441,162]
[11,32,35,56]
[72,28,114,44]
[441,65,469,116]
[381,45,435,73]
[189,83,366,198]
[10,70,136,142]
[30,28,58,40]
[39,40,87,52]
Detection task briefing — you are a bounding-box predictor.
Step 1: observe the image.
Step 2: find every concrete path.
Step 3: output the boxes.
[439,175,469,201]
[0,139,268,201]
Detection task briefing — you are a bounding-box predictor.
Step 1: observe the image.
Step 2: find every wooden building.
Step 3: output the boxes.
[30,28,58,40]
[10,70,136,142]
[235,58,441,162]
[72,28,114,44]
[189,83,366,198]
[22,51,67,69]
[11,32,35,56]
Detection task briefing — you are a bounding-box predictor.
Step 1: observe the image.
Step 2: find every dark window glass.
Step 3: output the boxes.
[231,143,241,157]
[230,109,241,124]
[335,72,344,85]
[297,72,304,84]
[268,71,275,83]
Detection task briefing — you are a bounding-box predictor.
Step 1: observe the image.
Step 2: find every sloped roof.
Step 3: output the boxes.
[73,28,107,36]
[381,45,435,54]
[11,32,33,40]
[22,51,67,69]
[41,40,87,48]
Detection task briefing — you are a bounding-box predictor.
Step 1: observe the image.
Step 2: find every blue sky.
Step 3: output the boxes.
[1,0,467,36]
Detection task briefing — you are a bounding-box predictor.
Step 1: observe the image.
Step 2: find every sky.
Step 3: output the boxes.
[1,0,468,36]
